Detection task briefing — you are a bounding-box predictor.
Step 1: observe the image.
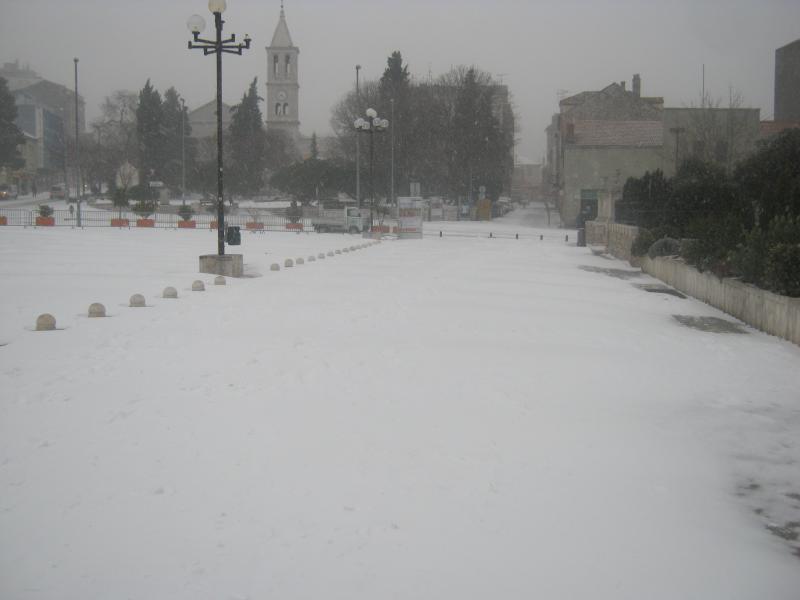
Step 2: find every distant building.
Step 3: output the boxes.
[187,100,233,140]
[511,162,542,204]
[546,75,665,226]
[662,106,761,175]
[775,38,800,122]
[265,4,300,142]
[0,60,42,91]
[6,66,85,188]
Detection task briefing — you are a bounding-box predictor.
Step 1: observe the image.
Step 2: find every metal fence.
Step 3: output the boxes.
[0,208,313,232]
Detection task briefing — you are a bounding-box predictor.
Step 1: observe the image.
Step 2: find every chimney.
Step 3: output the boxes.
[633,74,641,98]
[620,81,626,91]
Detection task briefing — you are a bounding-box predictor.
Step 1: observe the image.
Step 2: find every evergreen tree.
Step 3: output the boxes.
[0,77,25,169]
[136,79,165,182]
[161,87,195,192]
[228,78,267,197]
[310,132,319,159]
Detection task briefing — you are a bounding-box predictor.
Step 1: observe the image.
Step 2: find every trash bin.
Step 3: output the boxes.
[226,225,241,246]
[577,228,586,247]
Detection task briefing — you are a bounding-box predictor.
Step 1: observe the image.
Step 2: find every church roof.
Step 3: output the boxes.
[270,5,294,48]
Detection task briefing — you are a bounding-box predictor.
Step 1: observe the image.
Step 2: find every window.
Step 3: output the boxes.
[285,55,291,76]
[273,55,279,77]
[283,103,289,116]
[275,103,282,116]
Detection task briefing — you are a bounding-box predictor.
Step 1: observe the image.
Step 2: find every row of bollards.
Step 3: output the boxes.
[33,241,382,331]
[269,241,380,272]
[34,275,229,331]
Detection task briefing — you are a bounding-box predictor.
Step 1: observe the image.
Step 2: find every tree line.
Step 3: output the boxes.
[324,52,516,204]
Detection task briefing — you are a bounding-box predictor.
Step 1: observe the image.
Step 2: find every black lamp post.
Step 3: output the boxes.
[354,108,389,234]
[187,0,251,256]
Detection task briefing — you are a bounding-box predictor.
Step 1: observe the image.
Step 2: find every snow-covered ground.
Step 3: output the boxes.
[1,208,799,599]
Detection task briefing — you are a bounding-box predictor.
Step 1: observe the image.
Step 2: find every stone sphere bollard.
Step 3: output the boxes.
[335,250,341,255]
[328,251,334,257]
[36,313,56,331]
[285,258,294,268]
[192,280,205,292]
[163,287,178,299]
[296,257,305,265]
[271,263,281,272]
[308,256,316,262]
[88,303,106,318]
[318,253,326,259]
[130,294,146,308]
[214,276,226,286]
[343,248,349,253]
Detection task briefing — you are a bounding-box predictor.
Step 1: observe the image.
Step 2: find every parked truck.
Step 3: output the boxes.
[310,206,368,234]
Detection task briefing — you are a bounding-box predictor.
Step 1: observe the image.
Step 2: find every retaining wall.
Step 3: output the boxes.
[641,256,800,346]
[606,223,639,262]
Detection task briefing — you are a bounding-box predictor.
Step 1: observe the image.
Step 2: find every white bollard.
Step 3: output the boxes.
[285,259,294,268]
[214,276,226,286]
[296,257,305,265]
[130,294,146,308]
[308,256,316,262]
[88,303,106,318]
[318,253,325,260]
[36,313,56,331]
[163,287,178,299]
[271,263,281,272]
[192,280,205,292]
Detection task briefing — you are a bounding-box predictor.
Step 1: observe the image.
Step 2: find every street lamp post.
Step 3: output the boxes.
[73,58,82,227]
[180,98,187,206]
[354,108,389,234]
[355,65,361,210]
[187,0,251,256]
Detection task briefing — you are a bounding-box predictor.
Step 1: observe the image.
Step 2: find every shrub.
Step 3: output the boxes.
[286,199,302,224]
[38,205,54,218]
[177,204,194,222]
[631,229,655,257]
[765,243,800,297]
[647,237,681,259]
[132,200,156,219]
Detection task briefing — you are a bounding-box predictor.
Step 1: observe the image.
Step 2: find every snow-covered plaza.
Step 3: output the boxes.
[1,209,799,599]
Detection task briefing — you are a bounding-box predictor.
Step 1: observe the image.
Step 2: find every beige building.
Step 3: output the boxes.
[188,100,233,140]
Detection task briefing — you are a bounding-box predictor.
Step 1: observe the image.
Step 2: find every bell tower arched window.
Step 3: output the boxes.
[273,55,279,77]
[285,55,291,76]
[283,103,289,116]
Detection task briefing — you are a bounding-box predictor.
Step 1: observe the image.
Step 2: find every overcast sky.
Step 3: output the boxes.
[2,0,798,161]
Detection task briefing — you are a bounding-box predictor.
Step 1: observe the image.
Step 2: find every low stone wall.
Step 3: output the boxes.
[606,223,639,262]
[585,221,608,246]
[641,256,800,346]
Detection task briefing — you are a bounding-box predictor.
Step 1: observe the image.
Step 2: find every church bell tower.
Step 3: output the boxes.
[266,2,300,139]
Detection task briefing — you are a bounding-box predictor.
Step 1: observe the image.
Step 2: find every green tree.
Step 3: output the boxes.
[310,132,319,159]
[270,158,355,203]
[136,80,165,182]
[228,78,267,197]
[735,129,800,228]
[160,87,195,193]
[0,77,25,169]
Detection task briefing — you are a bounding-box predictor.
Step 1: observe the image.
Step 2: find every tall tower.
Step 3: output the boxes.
[266,2,300,139]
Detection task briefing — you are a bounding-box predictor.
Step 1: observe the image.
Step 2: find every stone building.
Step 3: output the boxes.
[187,100,233,140]
[662,106,761,176]
[775,38,800,122]
[545,75,665,226]
[265,3,300,142]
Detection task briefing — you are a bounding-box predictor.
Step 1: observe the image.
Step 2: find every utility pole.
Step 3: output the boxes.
[181,98,186,205]
[390,97,395,208]
[74,58,82,227]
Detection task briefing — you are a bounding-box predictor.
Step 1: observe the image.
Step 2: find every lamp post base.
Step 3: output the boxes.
[199,254,243,278]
